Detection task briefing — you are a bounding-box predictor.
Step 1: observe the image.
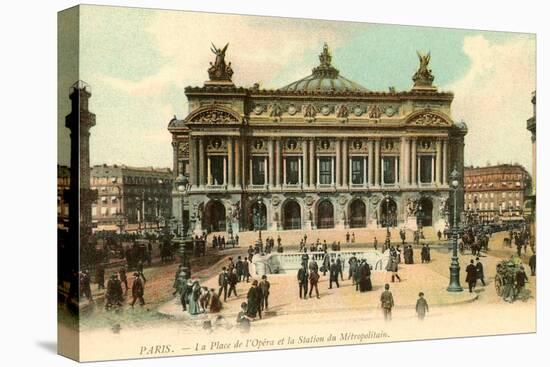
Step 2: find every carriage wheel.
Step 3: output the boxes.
[494,275,503,296]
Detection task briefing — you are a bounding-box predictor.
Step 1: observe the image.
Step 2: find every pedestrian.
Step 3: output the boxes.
[386,254,401,282]
[465,259,477,293]
[346,231,350,244]
[236,302,252,332]
[336,254,344,281]
[259,275,270,311]
[297,264,309,299]
[415,292,429,320]
[228,269,238,298]
[246,280,262,319]
[95,264,105,290]
[130,272,145,307]
[119,266,128,293]
[359,260,372,292]
[209,288,222,313]
[322,251,330,276]
[380,283,394,321]
[80,270,93,302]
[351,232,355,243]
[373,237,378,251]
[515,265,529,298]
[308,258,318,273]
[348,253,358,281]
[329,259,340,289]
[475,257,486,286]
[309,269,320,299]
[243,257,251,282]
[437,230,442,241]
[529,253,536,276]
[236,256,243,282]
[105,274,123,310]
[188,280,201,315]
[218,267,229,302]
[180,279,191,311]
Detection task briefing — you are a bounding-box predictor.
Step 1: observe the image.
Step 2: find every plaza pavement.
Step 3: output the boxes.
[157,230,535,326]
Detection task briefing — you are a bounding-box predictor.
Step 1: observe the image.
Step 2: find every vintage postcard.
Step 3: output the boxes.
[57,4,536,362]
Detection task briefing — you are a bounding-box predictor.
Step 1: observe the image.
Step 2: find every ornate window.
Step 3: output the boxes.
[252,157,266,185]
[319,157,333,185]
[351,157,364,185]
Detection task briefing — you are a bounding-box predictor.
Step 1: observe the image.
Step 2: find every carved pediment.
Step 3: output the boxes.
[406,111,452,127]
[185,106,242,125]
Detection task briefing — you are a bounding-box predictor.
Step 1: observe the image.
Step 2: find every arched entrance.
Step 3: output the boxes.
[380,197,397,228]
[204,200,226,232]
[417,197,433,227]
[282,200,301,230]
[349,199,367,228]
[317,200,334,229]
[248,201,267,231]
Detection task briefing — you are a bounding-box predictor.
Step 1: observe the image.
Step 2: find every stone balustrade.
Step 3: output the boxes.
[251,250,389,276]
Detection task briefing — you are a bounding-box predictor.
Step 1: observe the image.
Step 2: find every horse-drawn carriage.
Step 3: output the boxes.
[494,257,530,302]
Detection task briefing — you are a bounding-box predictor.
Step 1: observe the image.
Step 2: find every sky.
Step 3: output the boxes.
[58,5,536,174]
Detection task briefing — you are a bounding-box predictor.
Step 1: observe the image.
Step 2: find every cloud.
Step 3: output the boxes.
[444,34,536,173]
[100,11,361,97]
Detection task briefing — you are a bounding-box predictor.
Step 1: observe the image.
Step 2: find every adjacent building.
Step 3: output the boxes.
[464,164,531,222]
[90,164,173,231]
[168,44,467,234]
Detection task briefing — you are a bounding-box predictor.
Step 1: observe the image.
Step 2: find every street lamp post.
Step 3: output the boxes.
[176,174,191,268]
[384,195,391,251]
[254,195,265,249]
[447,167,463,292]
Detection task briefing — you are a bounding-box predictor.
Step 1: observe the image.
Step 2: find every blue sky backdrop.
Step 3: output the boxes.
[58,6,536,174]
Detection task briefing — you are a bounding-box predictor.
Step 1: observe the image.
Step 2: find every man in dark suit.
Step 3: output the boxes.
[465,259,477,293]
[218,267,229,301]
[236,256,244,282]
[130,272,145,307]
[297,264,308,299]
[329,259,340,289]
[259,275,271,310]
[227,269,238,298]
[475,257,486,286]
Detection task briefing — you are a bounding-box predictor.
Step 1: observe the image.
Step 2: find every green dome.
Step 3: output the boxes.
[278,43,368,93]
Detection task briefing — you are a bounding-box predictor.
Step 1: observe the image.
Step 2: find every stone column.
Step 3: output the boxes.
[400,137,406,186]
[442,139,448,185]
[368,140,374,186]
[227,138,234,187]
[189,136,197,186]
[223,157,227,185]
[276,139,282,188]
[335,139,342,187]
[411,138,417,186]
[171,141,178,176]
[435,139,442,185]
[303,139,309,187]
[242,138,248,187]
[207,157,212,185]
[235,138,241,188]
[309,140,315,187]
[374,139,380,186]
[404,138,410,186]
[268,139,275,188]
[342,139,348,187]
[198,137,205,187]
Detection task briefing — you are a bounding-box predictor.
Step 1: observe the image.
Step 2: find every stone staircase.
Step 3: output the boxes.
[209,227,438,247]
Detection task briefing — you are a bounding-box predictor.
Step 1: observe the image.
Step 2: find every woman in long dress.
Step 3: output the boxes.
[187,281,201,315]
[359,260,373,292]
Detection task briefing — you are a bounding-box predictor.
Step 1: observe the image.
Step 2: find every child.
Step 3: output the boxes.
[415,292,429,320]
[236,302,252,332]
